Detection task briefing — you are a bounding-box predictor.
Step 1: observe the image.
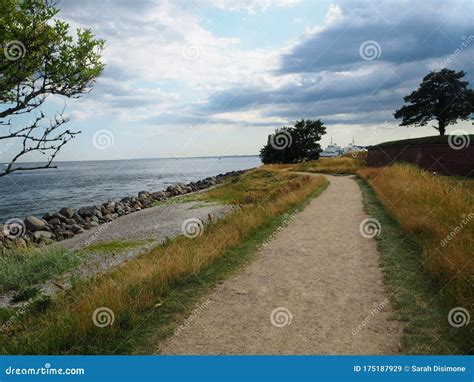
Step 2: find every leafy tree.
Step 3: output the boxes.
[0,0,104,176]
[394,69,474,136]
[260,119,326,164]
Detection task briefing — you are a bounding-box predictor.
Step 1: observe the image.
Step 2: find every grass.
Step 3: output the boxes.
[357,178,472,354]
[0,248,82,292]
[1,168,328,354]
[290,156,366,175]
[151,192,202,207]
[201,169,304,204]
[356,176,472,354]
[83,240,150,254]
[357,164,473,353]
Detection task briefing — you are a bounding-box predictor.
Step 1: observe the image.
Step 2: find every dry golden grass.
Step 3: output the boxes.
[358,164,474,311]
[292,156,366,174]
[2,168,327,354]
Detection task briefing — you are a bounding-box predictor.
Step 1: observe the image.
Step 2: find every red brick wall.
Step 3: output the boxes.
[367,144,474,177]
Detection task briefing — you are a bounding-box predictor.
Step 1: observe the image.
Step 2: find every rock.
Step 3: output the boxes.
[48,218,61,226]
[11,238,27,249]
[24,216,49,232]
[103,214,113,222]
[70,224,84,234]
[32,230,53,241]
[59,207,76,219]
[65,218,76,225]
[89,221,99,227]
[78,206,97,217]
[138,191,151,198]
[72,213,85,225]
[42,212,53,221]
[153,191,166,200]
[62,230,75,239]
[51,212,67,222]
[106,201,116,211]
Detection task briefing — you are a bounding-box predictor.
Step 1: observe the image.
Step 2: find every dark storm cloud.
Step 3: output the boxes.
[202,1,474,125]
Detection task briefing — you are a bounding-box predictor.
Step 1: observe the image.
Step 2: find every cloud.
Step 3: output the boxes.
[55,0,473,159]
[201,0,474,126]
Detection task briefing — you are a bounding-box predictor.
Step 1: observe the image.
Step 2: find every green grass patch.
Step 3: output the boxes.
[200,170,292,204]
[0,248,81,292]
[151,193,202,207]
[356,177,471,355]
[83,239,150,254]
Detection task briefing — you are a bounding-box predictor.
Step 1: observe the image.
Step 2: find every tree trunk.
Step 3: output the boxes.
[438,118,446,136]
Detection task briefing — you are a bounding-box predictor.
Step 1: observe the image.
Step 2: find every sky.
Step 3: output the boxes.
[2,0,474,161]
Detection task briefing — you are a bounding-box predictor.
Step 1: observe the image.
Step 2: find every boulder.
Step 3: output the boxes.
[42,212,53,221]
[72,213,85,225]
[70,225,84,234]
[138,191,151,198]
[24,216,49,232]
[77,206,97,218]
[48,218,61,226]
[51,212,67,222]
[103,214,113,222]
[32,230,52,241]
[152,191,166,200]
[59,207,76,219]
[89,221,99,227]
[65,218,76,225]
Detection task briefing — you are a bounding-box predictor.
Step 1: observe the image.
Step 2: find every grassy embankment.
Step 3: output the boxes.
[1,168,328,354]
[358,164,473,354]
[290,153,367,175]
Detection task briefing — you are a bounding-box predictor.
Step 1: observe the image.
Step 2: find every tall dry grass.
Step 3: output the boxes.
[2,169,327,354]
[358,164,474,311]
[292,156,366,174]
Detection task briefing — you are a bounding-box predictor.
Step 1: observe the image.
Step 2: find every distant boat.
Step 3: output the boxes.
[320,143,343,157]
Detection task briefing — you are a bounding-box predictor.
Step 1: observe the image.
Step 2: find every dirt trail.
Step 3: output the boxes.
[159,175,402,355]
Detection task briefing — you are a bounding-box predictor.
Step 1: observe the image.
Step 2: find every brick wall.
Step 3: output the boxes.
[367,144,474,177]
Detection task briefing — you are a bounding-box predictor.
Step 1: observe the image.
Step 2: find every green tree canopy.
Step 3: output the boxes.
[0,0,104,176]
[394,69,474,136]
[260,119,326,164]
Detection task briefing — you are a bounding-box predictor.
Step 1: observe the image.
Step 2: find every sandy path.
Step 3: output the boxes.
[159,175,402,355]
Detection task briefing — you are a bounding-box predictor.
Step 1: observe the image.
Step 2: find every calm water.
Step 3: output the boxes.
[0,156,261,222]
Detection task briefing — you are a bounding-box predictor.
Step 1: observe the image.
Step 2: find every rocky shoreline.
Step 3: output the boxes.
[0,170,246,251]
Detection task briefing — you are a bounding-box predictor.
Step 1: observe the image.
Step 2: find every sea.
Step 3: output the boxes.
[0,156,261,223]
